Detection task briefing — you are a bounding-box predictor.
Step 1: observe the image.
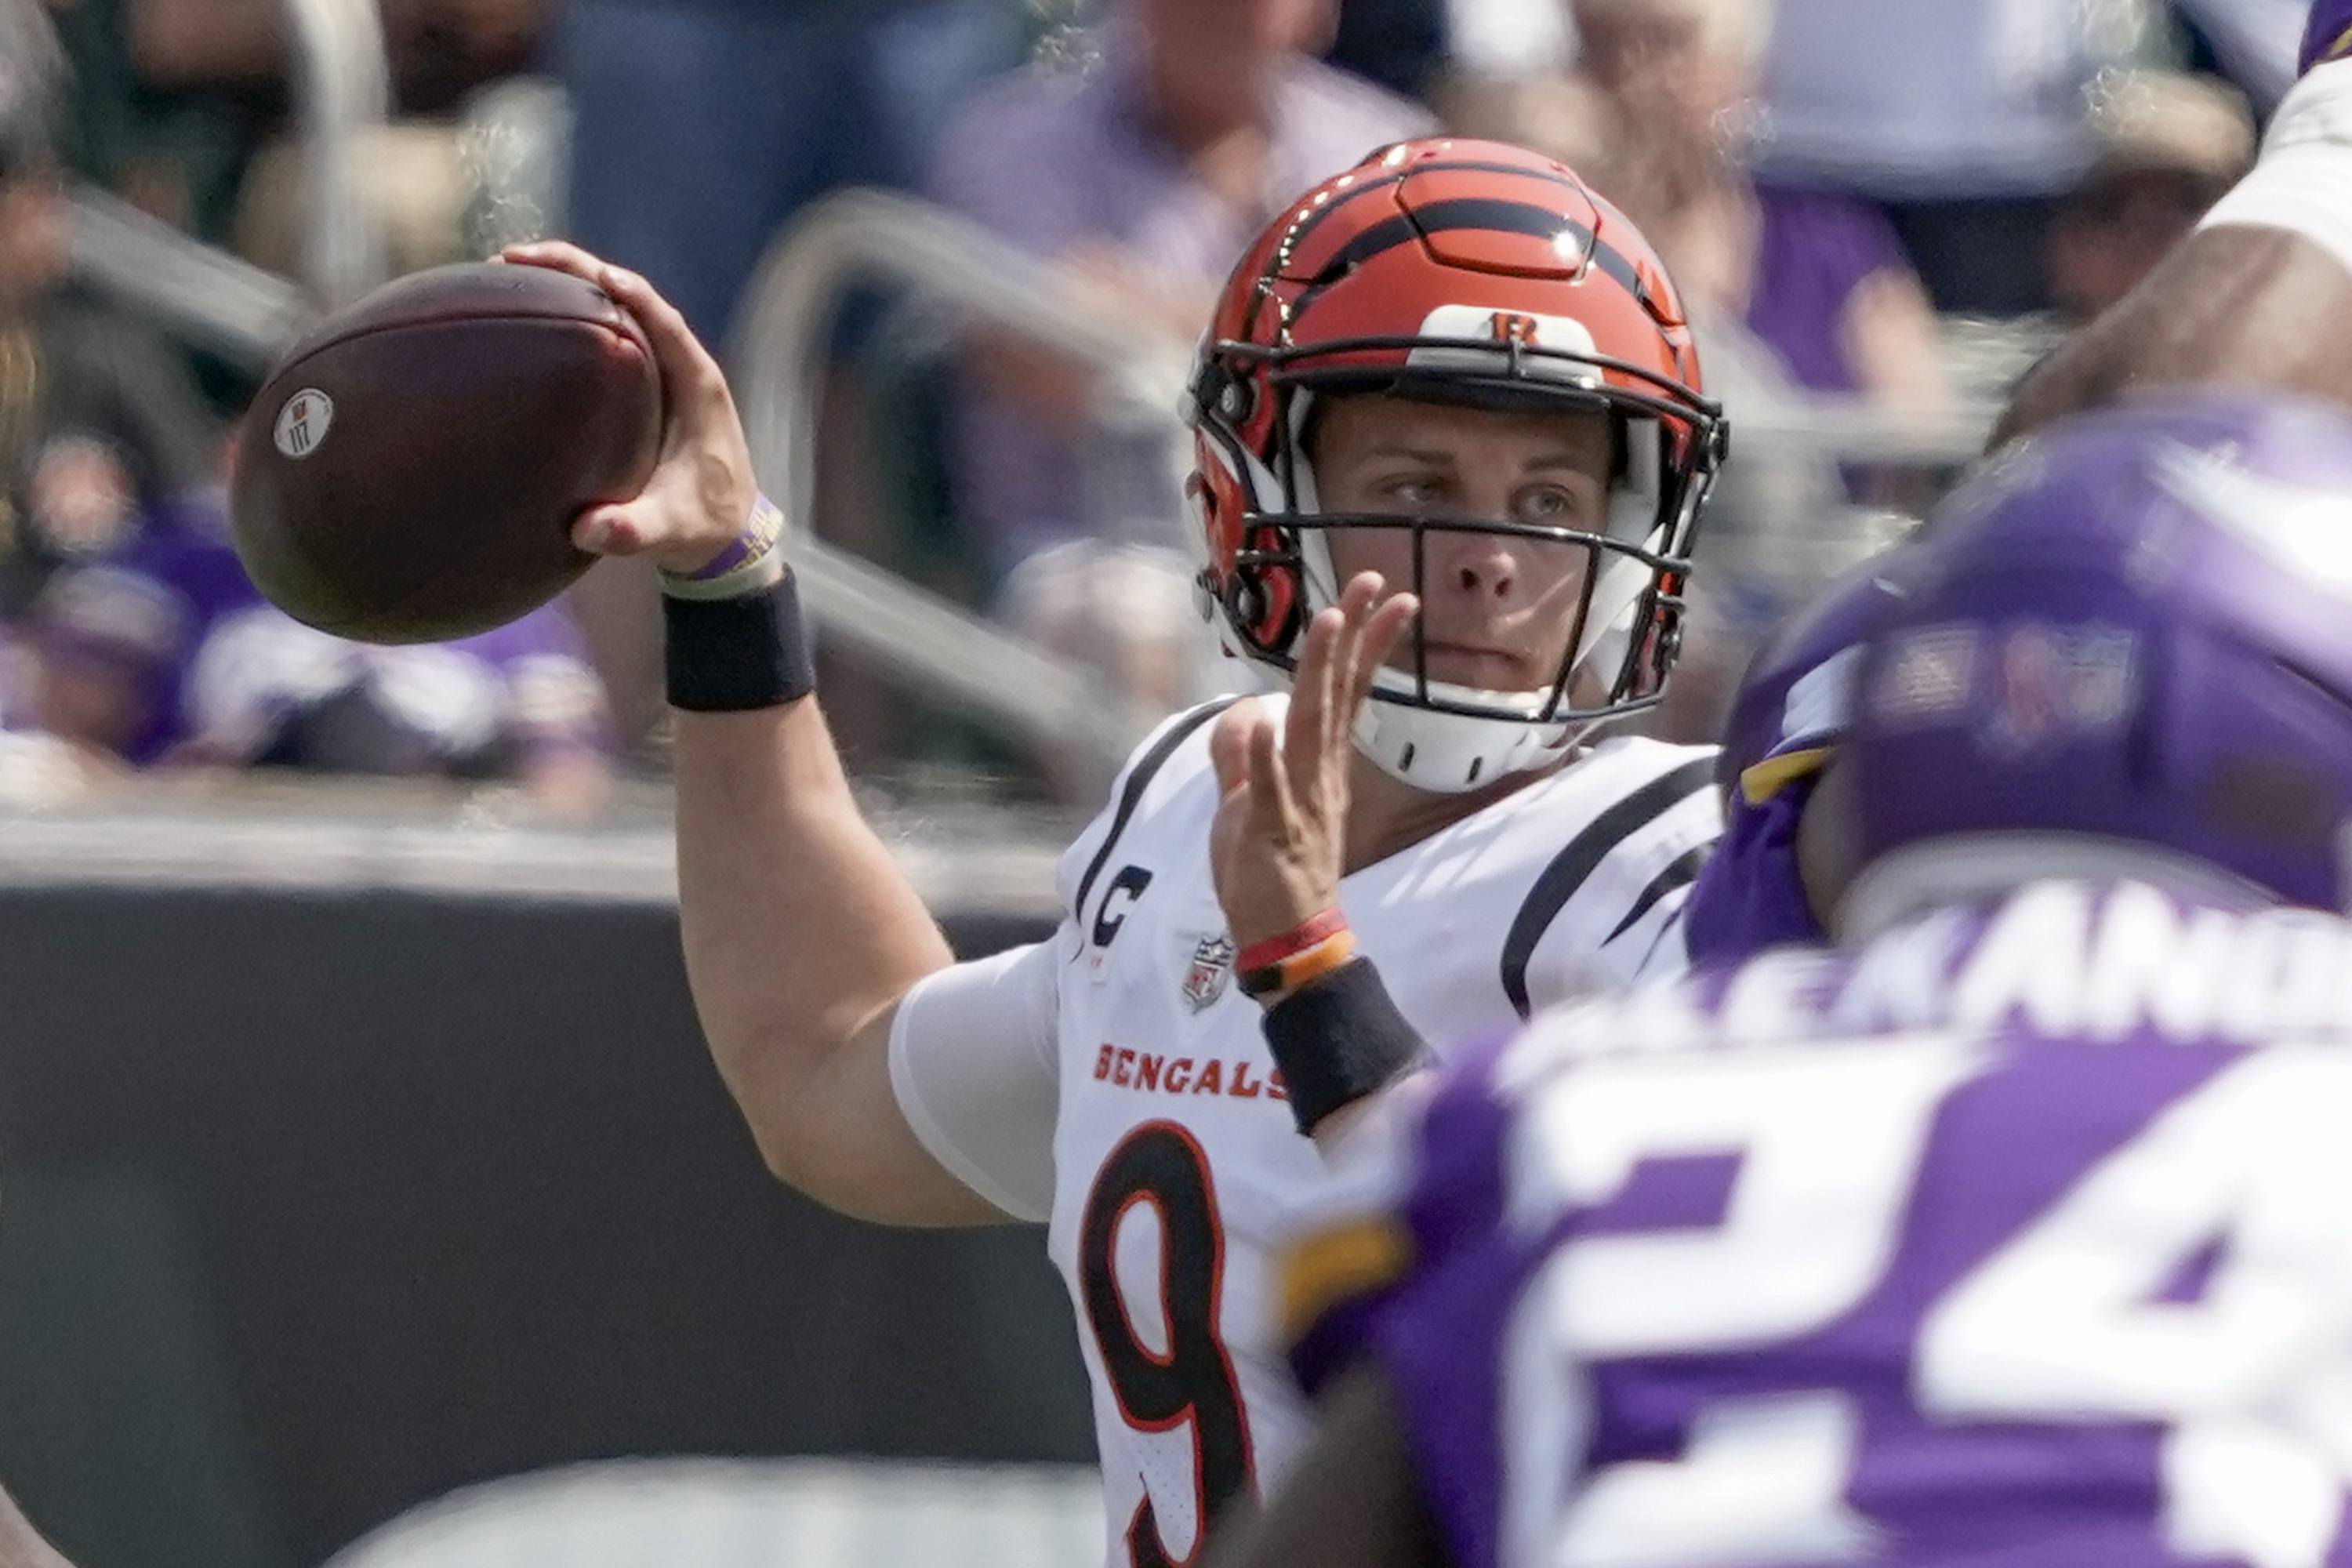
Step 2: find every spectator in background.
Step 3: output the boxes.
[0,0,220,609]
[27,495,615,818]
[927,0,1432,729]
[2045,68,2256,322]
[1565,0,1947,413]
[1755,0,2141,315]
[554,0,1029,753]
[1450,0,1945,746]
[52,0,544,262]
[1327,0,1450,100]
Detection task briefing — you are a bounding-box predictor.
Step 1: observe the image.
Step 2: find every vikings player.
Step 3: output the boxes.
[1228,393,2352,1568]
[1996,0,2352,445]
[504,137,1727,1568]
[1684,0,2352,964]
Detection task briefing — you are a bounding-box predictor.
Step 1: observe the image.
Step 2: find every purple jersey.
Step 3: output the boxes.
[1684,550,1916,964]
[2305,0,2352,72]
[31,491,609,768]
[1288,877,2352,1568]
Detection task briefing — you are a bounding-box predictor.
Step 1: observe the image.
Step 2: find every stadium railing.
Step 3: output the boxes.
[283,0,394,308]
[61,15,2010,782]
[729,188,1185,785]
[64,0,390,360]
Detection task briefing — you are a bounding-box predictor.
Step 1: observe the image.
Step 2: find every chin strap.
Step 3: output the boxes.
[1351,693,1586,793]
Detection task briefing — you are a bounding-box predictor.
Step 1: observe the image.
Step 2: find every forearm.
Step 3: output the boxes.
[673,699,956,1189]
[0,1485,72,1568]
[1996,227,2352,448]
[1998,56,2352,449]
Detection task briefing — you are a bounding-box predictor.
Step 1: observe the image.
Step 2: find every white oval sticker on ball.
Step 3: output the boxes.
[273,390,335,459]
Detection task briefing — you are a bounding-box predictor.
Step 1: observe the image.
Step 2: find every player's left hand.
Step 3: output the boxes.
[1209,572,1418,955]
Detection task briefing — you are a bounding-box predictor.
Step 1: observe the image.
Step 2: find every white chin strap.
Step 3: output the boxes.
[1349,684,1584,792]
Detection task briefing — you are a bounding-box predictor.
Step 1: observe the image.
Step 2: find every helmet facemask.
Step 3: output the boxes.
[1192,322,1724,793]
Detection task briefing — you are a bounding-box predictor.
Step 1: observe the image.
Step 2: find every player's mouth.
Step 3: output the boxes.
[1418,641,1534,689]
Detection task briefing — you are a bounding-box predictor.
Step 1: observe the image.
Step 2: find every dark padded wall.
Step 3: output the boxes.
[0,888,1081,1568]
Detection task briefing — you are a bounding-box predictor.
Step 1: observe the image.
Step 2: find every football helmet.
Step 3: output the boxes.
[1185,138,1727,793]
[1843,393,2352,917]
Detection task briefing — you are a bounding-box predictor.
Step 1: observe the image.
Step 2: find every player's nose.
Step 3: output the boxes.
[1432,529,1523,604]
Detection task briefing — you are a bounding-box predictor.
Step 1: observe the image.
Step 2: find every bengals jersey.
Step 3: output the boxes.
[889,695,1720,1567]
[1287,876,2352,1568]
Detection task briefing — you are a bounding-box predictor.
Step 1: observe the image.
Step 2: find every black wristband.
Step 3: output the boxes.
[663,571,816,712]
[1261,957,1426,1137]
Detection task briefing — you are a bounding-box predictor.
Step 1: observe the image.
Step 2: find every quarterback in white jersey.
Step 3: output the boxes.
[499,136,1726,1568]
[892,701,1715,1562]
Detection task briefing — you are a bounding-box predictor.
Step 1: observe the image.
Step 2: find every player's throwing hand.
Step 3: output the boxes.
[499,241,759,578]
[1207,572,1419,953]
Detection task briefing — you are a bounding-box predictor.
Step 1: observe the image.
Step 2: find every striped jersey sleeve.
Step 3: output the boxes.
[1501,739,1724,1014]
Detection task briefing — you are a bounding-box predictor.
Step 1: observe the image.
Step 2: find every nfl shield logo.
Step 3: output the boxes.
[1181,935,1235,1013]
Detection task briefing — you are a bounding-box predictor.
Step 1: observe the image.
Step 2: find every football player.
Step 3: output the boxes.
[1683,0,2352,964]
[1231,391,2352,1568]
[503,136,1727,1566]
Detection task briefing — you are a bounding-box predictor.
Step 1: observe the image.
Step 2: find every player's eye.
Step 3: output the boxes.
[1378,473,1448,509]
[1515,483,1589,524]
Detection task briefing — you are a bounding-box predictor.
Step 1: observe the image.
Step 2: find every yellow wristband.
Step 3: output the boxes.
[1238,928,1357,1000]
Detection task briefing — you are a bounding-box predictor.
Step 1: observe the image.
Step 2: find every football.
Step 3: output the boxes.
[229,261,663,644]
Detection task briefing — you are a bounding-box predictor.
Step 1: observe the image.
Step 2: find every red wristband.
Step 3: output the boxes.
[1235,908,1350,976]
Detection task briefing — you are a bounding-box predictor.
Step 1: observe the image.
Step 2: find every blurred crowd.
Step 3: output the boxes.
[0,0,2285,811]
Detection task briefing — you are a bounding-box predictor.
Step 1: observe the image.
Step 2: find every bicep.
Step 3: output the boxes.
[1995,226,2352,448]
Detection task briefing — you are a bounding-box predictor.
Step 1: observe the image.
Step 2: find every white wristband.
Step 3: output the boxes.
[2198,57,2352,278]
[658,493,787,602]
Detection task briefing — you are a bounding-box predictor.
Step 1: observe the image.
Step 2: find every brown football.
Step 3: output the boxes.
[230,261,662,644]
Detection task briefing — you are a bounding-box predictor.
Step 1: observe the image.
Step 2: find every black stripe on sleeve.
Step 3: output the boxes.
[1499,756,1716,1019]
[1604,842,1709,945]
[1070,697,1242,927]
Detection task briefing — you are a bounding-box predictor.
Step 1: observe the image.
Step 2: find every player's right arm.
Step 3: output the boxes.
[0,1483,74,1568]
[501,242,1010,1228]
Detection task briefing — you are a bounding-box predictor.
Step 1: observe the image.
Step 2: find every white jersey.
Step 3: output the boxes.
[889,696,1720,1567]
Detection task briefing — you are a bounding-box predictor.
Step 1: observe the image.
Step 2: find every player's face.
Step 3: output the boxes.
[1311,395,1613,693]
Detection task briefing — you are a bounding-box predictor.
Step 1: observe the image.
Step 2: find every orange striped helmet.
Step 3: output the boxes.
[1186,138,1727,790]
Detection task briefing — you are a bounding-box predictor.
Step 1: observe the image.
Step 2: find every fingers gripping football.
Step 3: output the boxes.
[499,242,760,576]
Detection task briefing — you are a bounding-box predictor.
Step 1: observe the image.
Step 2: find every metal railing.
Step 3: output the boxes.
[63,46,2012,784]
[283,0,394,308]
[66,0,392,358]
[730,188,1189,780]
[66,184,312,368]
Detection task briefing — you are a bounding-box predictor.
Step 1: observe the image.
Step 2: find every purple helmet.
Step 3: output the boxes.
[1844,394,2352,913]
[2305,0,2352,73]
[1717,541,1926,796]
